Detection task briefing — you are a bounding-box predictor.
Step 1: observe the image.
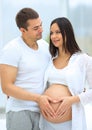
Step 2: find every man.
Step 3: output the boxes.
[0,8,55,130]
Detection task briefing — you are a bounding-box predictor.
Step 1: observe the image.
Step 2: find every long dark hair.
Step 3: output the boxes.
[49,17,81,57]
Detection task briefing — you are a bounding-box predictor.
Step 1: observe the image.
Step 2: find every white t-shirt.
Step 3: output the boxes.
[0,37,51,112]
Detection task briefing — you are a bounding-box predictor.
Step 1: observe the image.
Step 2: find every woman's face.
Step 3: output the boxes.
[50,23,63,48]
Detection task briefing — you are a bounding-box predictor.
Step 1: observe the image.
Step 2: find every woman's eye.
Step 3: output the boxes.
[50,32,53,35]
[56,31,61,34]
[50,31,61,35]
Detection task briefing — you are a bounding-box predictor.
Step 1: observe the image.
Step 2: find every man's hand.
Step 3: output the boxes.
[37,95,56,118]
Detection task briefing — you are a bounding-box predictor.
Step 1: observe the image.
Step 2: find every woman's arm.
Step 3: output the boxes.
[78,55,92,105]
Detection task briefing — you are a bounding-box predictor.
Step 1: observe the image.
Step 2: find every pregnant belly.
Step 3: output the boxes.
[43,84,72,123]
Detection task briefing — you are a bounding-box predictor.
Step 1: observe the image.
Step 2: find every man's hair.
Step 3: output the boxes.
[15,7,39,30]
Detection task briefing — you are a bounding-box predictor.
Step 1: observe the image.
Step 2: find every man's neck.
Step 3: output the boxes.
[21,36,38,50]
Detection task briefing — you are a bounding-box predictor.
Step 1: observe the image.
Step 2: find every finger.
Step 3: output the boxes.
[41,110,48,118]
[45,104,56,117]
[43,110,54,119]
[58,109,69,119]
[56,105,65,116]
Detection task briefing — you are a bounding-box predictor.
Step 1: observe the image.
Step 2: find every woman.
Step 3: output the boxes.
[39,17,92,130]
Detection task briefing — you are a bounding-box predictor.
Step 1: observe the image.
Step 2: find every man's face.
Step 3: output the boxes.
[22,17,43,42]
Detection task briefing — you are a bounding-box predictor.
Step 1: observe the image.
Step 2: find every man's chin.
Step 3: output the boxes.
[37,35,42,40]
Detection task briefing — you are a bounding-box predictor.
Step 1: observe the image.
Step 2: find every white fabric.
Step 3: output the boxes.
[39,116,72,130]
[0,37,51,113]
[41,52,92,130]
[46,59,69,86]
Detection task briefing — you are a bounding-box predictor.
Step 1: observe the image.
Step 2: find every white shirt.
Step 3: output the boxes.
[0,37,51,112]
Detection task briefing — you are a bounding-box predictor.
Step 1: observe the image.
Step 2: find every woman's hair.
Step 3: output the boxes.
[15,8,39,30]
[49,17,81,57]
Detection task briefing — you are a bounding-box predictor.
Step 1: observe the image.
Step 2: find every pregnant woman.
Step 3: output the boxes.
[39,17,92,130]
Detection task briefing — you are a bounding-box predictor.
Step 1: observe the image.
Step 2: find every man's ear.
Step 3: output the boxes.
[20,27,26,33]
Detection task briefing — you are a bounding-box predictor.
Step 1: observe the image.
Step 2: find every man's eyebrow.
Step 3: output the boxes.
[32,26,39,29]
[32,22,42,29]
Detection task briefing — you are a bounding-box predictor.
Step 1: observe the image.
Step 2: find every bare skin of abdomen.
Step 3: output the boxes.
[43,84,72,123]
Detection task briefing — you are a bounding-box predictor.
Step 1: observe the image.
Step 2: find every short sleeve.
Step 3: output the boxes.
[0,42,21,67]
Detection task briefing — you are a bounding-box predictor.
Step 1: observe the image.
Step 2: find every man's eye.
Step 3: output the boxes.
[33,28,38,30]
[33,24,42,30]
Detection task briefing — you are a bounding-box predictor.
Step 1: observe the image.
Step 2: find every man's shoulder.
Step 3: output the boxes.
[3,37,21,50]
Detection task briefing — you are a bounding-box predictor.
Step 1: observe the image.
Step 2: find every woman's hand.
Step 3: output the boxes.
[55,96,72,118]
[55,96,80,118]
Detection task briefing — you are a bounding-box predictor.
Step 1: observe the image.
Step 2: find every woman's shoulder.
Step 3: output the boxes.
[71,52,91,60]
[76,52,92,61]
[71,52,92,66]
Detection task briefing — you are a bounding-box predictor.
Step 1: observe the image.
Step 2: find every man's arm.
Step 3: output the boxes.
[0,64,40,101]
[0,64,55,117]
